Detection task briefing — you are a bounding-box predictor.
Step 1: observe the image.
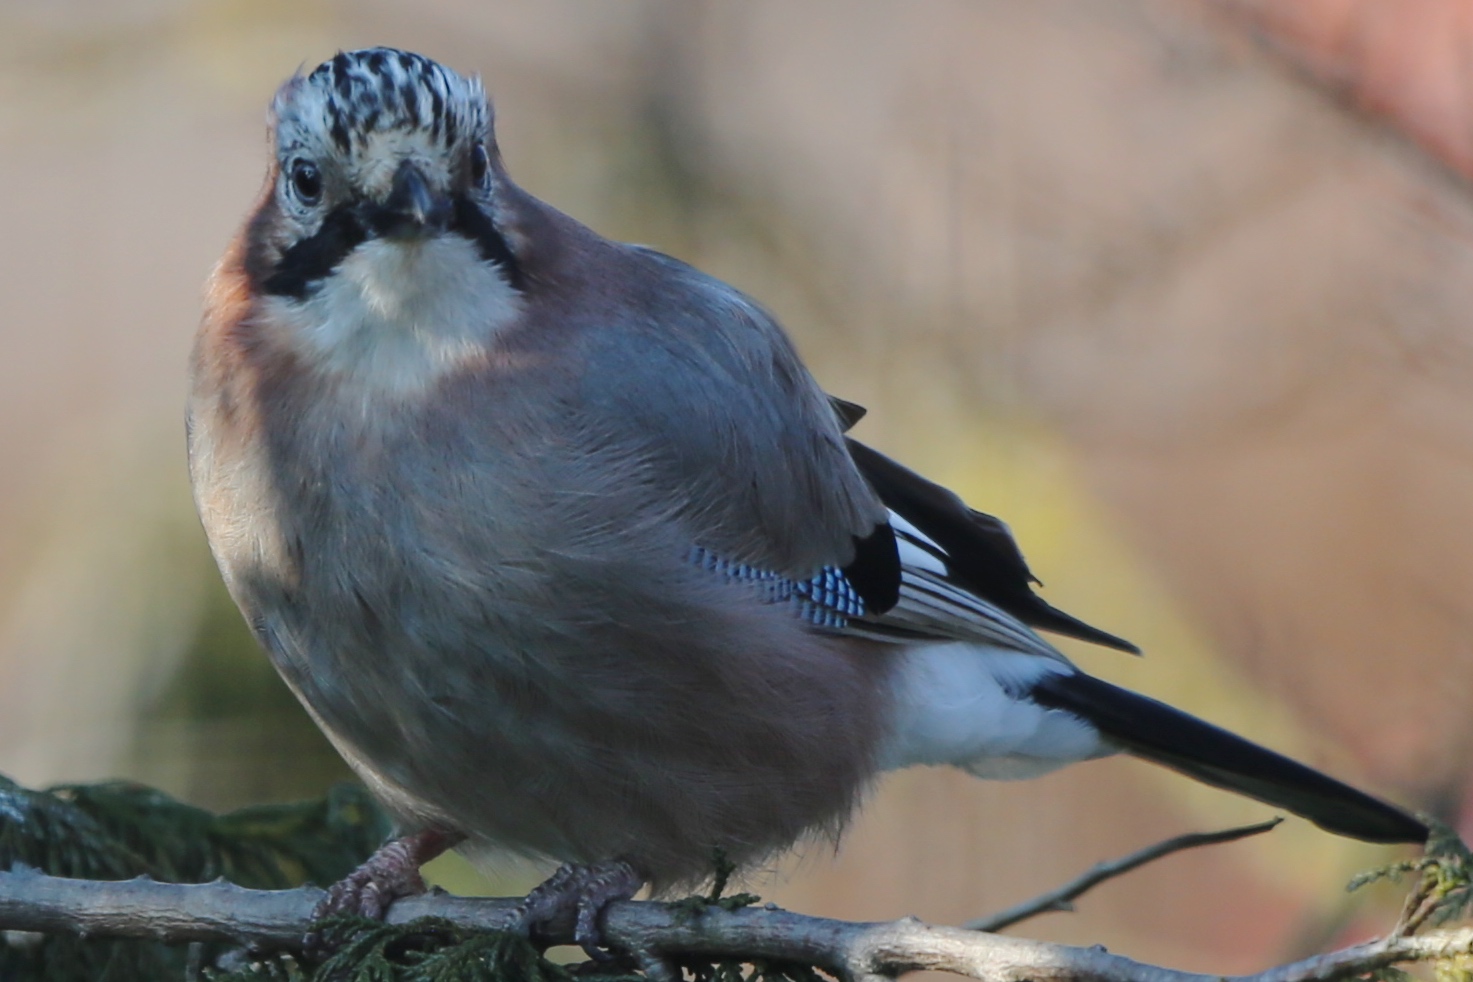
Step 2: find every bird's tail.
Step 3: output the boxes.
[1030,671,1428,844]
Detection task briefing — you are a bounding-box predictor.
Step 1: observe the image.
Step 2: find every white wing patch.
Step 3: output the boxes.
[888,511,948,575]
[850,509,1067,662]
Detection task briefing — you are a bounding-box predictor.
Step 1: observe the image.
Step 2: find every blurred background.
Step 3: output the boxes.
[0,0,1470,972]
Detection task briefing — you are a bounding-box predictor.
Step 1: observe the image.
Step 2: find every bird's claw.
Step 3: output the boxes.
[317,839,428,921]
[303,830,460,959]
[514,859,643,961]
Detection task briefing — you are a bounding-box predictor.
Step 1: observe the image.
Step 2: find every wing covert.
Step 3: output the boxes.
[685,435,1138,659]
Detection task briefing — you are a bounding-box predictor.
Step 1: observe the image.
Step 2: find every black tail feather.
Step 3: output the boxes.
[1031,672,1428,845]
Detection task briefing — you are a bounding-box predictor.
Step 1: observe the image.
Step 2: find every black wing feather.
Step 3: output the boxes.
[841,523,900,614]
[845,439,1141,654]
[828,395,868,432]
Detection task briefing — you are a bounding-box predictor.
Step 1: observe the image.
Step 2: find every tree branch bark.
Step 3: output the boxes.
[1,865,1468,982]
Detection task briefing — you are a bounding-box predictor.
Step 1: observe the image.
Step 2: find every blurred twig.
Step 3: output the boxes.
[1348,820,1473,937]
[964,817,1283,932]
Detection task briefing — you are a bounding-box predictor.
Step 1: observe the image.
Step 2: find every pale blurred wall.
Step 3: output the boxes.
[0,0,1466,974]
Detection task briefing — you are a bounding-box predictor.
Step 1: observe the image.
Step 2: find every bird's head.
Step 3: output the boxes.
[238,49,526,394]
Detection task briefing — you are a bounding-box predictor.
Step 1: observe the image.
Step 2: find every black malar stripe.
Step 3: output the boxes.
[260,205,368,300]
[260,194,524,300]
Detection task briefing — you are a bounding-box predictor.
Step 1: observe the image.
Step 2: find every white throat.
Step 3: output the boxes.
[266,235,521,398]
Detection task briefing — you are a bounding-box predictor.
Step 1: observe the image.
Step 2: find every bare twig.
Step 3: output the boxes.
[965,818,1284,933]
[1396,883,1445,938]
[0,863,1467,982]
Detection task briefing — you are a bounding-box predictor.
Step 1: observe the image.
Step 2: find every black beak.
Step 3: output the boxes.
[377,161,452,237]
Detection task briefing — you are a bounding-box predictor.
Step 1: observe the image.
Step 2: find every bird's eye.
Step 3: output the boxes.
[470,143,489,187]
[288,159,322,205]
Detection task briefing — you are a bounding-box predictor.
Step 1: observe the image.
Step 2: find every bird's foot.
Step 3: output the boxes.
[514,859,643,961]
[304,828,463,957]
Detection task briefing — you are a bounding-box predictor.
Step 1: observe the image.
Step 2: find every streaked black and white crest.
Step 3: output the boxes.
[271,48,489,165]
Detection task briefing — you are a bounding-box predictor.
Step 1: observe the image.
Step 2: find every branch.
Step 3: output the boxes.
[1,865,1469,982]
[965,818,1284,932]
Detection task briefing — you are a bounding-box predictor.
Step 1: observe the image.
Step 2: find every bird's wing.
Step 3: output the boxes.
[687,438,1136,660]
[843,440,1140,654]
[579,248,899,608]
[594,250,1132,659]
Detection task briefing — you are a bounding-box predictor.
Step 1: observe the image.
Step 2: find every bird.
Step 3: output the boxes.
[187,47,1427,956]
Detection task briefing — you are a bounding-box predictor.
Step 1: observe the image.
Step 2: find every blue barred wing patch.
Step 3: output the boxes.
[689,545,865,630]
[688,513,1070,656]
